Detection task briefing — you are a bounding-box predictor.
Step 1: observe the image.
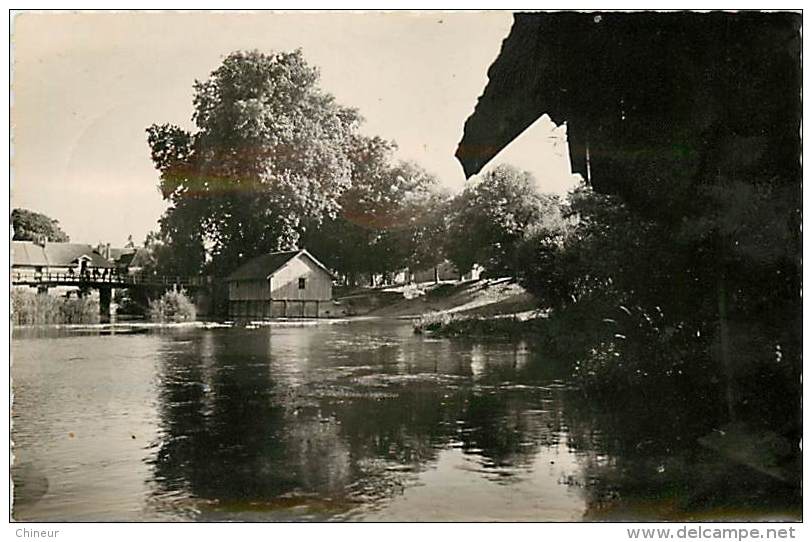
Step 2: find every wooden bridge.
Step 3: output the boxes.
[12,270,208,322]
[11,270,207,289]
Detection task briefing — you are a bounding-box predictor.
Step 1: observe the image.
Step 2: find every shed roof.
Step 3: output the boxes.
[227,249,332,281]
[12,241,113,268]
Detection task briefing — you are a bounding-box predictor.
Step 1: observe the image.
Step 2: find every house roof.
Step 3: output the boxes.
[128,248,152,268]
[12,241,113,268]
[227,249,332,281]
[110,247,151,268]
[108,247,131,261]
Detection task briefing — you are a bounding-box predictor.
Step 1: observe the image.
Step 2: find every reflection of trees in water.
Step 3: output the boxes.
[148,329,419,515]
[453,390,564,471]
[554,317,802,520]
[148,329,367,519]
[151,326,798,520]
[147,329,580,517]
[150,331,297,502]
[447,343,572,472]
[558,381,801,520]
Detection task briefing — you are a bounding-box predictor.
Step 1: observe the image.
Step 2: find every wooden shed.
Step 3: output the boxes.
[226,249,335,319]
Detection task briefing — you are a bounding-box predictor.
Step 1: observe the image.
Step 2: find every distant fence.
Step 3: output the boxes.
[11,269,207,288]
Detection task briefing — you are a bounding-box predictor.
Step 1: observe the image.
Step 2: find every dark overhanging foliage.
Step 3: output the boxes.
[457,12,801,437]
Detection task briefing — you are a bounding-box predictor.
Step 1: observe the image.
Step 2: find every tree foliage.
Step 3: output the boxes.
[459,13,801,435]
[147,49,455,286]
[445,164,566,277]
[11,208,70,242]
[516,174,800,434]
[147,50,361,276]
[302,137,449,284]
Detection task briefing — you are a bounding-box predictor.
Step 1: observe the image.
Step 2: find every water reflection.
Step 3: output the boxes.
[139,323,575,520]
[11,321,800,521]
[561,390,801,520]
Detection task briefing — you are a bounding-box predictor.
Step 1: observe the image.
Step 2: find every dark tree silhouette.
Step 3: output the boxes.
[11,208,70,242]
[458,12,801,427]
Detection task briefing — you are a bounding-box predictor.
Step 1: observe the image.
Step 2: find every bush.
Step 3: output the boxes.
[413,312,455,333]
[12,288,100,325]
[413,312,535,338]
[147,289,197,323]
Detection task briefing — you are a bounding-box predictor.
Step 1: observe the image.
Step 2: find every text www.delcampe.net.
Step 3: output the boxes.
[627,527,798,540]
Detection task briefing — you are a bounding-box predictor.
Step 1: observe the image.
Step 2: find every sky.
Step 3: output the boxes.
[11,11,577,247]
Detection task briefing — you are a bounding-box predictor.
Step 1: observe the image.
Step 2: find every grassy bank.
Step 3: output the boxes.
[413,312,542,339]
[12,289,100,325]
[338,278,537,319]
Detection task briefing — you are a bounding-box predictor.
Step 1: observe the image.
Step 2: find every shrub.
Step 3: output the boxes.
[413,312,455,333]
[413,312,535,338]
[12,288,99,325]
[147,289,197,323]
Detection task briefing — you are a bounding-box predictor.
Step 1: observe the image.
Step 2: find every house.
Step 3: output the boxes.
[107,246,152,274]
[412,261,484,283]
[12,240,113,279]
[12,240,115,299]
[226,248,335,318]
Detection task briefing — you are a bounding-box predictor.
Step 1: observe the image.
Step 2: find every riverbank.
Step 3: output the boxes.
[12,317,356,332]
[11,279,541,339]
[338,277,538,319]
[413,311,543,338]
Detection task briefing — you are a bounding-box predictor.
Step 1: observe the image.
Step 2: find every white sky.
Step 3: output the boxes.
[11,11,576,247]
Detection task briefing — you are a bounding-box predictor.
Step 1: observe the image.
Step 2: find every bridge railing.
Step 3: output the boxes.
[11,269,207,287]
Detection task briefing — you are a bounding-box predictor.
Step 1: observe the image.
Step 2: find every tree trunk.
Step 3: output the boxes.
[434,266,439,284]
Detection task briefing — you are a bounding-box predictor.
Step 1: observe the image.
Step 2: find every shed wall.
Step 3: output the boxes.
[270,255,332,301]
[228,279,270,301]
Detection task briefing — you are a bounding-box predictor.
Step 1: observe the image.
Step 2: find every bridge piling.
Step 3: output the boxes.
[99,286,112,323]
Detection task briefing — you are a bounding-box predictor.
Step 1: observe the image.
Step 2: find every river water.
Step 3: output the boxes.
[11,320,800,521]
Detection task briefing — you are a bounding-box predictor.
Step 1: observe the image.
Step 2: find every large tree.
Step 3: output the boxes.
[408,185,451,278]
[365,160,446,280]
[147,49,361,276]
[445,164,564,278]
[11,208,70,242]
[303,137,446,284]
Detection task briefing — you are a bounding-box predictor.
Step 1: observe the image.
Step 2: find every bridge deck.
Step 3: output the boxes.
[12,271,206,288]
